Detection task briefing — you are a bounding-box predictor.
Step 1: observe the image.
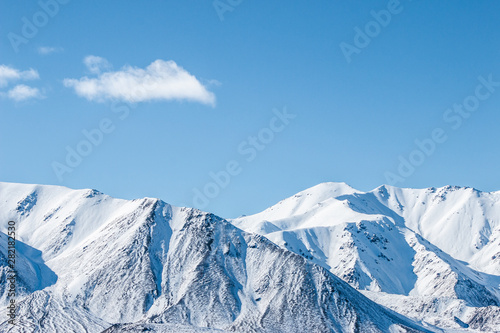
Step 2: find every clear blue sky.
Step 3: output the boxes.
[1,0,500,218]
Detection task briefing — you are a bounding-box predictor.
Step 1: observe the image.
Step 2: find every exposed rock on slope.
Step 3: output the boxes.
[0,182,431,332]
[232,182,500,331]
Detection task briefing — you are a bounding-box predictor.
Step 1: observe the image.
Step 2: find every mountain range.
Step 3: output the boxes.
[0,181,499,332]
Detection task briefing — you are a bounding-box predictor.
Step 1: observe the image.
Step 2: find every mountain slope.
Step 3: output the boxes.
[232,182,500,331]
[0,182,432,333]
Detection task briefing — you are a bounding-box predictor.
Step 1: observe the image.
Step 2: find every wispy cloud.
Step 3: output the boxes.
[64,57,216,106]
[37,46,64,55]
[83,55,112,74]
[0,65,39,88]
[6,84,44,102]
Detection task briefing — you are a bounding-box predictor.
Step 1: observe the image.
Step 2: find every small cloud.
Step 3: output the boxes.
[0,65,43,102]
[0,65,39,88]
[7,84,44,102]
[204,79,222,87]
[38,46,64,55]
[83,55,111,74]
[64,58,216,106]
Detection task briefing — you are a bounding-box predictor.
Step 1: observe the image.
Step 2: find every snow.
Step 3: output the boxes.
[0,181,433,333]
[1,180,498,331]
[232,182,500,332]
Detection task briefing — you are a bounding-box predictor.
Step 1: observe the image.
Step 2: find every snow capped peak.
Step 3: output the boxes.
[1,181,499,331]
[232,181,500,332]
[0,181,433,333]
[233,182,359,226]
[298,181,358,197]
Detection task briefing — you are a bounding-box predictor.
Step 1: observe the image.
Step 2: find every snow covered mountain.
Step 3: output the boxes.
[0,182,432,333]
[232,182,500,332]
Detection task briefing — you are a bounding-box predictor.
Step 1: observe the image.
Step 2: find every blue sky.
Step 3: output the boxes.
[1,0,500,218]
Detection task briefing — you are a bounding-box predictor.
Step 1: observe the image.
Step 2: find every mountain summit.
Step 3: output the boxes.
[0,182,432,333]
[232,182,500,331]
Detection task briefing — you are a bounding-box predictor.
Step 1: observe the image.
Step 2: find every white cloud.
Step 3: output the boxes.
[7,84,44,102]
[38,46,64,55]
[83,55,111,74]
[64,58,216,106]
[0,65,39,88]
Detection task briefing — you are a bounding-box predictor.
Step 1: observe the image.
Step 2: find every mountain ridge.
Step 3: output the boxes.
[0,181,433,333]
[232,182,500,331]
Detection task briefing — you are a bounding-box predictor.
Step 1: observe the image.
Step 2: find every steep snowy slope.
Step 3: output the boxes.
[0,182,431,333]
[0,232,57,305]
[232,183,500,332]
[343,185,500,275]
